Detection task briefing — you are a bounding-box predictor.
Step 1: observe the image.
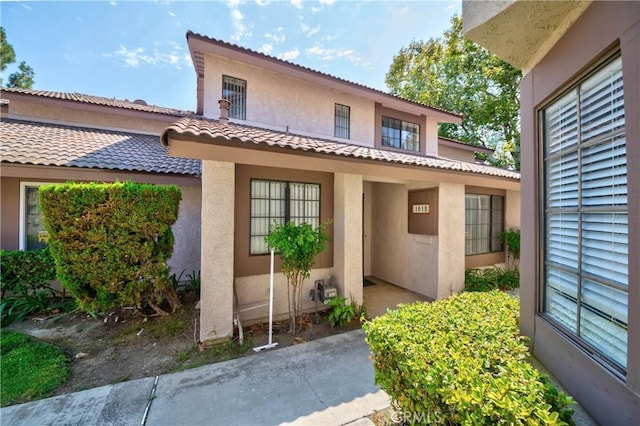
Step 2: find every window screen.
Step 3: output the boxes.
[334,104,350,139]
[250,179,321,255]
[465,194,504,255]
[222,75,246,120]
[543,55,627,371]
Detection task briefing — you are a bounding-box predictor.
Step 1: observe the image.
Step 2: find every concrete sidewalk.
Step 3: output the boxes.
[0,330,390,426]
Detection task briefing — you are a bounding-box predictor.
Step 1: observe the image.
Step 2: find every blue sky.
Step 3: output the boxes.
[1,0,461,111]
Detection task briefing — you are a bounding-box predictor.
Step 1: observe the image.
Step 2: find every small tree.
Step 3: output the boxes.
[264,221,330,334]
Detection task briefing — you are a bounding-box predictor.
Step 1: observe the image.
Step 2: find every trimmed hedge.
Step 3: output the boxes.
[0,248,56,297]
[39,182,182,315]
[363,292,574,425]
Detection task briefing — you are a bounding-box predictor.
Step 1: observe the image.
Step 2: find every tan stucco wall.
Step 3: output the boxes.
[199,160,235,342]
[203,56,376,145]
[437,182,466,298]
[505,189,520,231]
[363,180,372,276]
[333,173,363,305]
[234,267,334,324]
[7,98,172,135]
[438,145,476,162]
[370,182,439,299]
[1,177,23,250]
[167,184,202,276]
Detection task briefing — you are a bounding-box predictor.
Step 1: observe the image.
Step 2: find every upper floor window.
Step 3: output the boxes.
[250,179,320,255]
[381,116,420,152]
[222,75,246,120]
[334,104,350,139]
[542,55,627,371]
[465,194,503,255]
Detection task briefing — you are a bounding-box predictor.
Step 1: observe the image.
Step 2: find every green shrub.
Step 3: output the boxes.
[38,181,182,315]
[1,331,69,406]
[363,292,574,425]
[1,288,76,325]
[326,297,355,327]
[500,228,521,270]
[464,266,519,292]
[0,248,56,297]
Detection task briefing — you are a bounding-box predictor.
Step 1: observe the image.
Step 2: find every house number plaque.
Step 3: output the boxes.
[412,204,430,214]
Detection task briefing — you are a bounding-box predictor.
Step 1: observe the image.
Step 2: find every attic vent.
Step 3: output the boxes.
[133,99,148,106]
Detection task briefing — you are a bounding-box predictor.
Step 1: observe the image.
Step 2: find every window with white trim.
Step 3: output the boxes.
[542,55,627,371]
[465,194,504,255]
[222,75,246,120]
[250,179,320,255]
[382,116,420,152]
[334,103,350,139]
[19,183,49,250]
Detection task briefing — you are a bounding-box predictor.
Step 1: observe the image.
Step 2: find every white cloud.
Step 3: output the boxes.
[168,11,175,17]
[319,0,335,4]
[228,1,252,41]
[290,0,302,10]
[265,28,285,44]
[300,23,320,37]
[110,1,117,6]
[106,44,192,70]
[279,49,300,61]
[306,45,368,66]
[255,0,270,5]
[260,43,273,54]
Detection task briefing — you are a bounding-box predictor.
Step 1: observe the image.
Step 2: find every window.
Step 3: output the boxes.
[382,116,420,152]
[465,194,503,255]
[334,104,350,139]
[542,55,627,371]
[19,183,49,250]
[250,179,320,255]
[222,75,246,120]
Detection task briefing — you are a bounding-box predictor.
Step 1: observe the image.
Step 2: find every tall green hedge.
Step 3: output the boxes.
[363,292,574,425]
[0,248,56,297]
[39,182,182,315]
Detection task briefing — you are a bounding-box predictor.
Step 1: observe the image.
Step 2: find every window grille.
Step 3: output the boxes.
[334,104,350,139]
[381,116,419,151]
[222,75,246,120]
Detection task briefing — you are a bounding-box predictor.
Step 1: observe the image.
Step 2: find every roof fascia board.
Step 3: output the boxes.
[187,35,462,124]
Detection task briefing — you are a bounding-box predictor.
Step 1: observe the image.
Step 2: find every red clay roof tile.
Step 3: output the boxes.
[161,117,519,180]
[1,119,200,176]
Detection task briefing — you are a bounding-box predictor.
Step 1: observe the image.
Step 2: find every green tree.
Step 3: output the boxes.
[1,26,35,89]
[386,15,522,169]
[264,221,330,334]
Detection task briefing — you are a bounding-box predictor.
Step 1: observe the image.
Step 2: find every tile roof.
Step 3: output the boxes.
[1,87,192,117]
[1,119,201,176]
[187,31,462,121]
[162,117,520,180]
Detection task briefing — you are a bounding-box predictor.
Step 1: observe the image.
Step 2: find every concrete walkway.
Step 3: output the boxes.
[0,330,389,426]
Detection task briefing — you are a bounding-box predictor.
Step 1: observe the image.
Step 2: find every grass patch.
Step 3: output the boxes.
[1,331,69,407]
[171,336,252,373]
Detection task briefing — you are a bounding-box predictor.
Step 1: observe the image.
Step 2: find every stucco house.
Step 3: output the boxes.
[0,88,202,275]
[160,32,521,343]
[463,1,639,424]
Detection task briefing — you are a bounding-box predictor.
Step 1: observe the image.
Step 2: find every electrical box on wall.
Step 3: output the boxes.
[408,189,438,235]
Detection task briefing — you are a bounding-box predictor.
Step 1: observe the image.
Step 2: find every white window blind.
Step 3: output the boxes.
[543,55,627,370]
[250,180,321,255]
